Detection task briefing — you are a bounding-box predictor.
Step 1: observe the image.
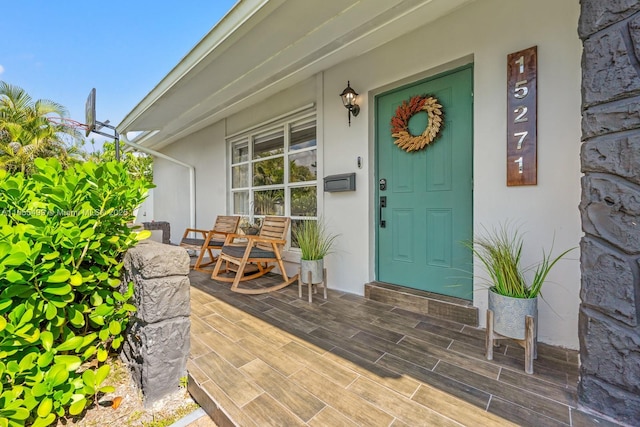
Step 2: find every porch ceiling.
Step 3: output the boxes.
[118,0,475,150]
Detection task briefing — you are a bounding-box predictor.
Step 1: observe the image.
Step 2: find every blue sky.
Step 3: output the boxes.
[1,0,237,147]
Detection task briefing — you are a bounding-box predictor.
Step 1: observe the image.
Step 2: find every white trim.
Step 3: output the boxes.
[225,103,316,140]
[316,73,325,218]
[226,108,318,256]
[118,0,277,132]
[120,134,196,230]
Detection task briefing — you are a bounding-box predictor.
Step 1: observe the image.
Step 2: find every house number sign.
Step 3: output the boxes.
[507,46,537,186]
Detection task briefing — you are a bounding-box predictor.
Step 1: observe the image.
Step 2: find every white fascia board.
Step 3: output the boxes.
[121,0,475,150]
[117,0,283,135]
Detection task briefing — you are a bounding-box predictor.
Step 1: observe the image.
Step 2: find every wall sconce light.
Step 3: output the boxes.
[339,81,360,126]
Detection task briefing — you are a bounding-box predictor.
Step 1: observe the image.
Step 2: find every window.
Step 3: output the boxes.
[229,115,317,249]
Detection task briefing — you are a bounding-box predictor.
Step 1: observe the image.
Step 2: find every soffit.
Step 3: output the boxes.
[119,0,475,150]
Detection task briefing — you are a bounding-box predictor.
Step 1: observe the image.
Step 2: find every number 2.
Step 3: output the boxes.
[514,106,528,123]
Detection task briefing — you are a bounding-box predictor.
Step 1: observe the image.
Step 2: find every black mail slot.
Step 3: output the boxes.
[324,173,356,192]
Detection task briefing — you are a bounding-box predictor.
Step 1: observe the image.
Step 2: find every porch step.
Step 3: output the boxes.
[187,374,234,427]
[364,281,478,327]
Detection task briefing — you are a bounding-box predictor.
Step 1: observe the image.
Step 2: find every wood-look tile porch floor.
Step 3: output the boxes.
[186,270,616,427]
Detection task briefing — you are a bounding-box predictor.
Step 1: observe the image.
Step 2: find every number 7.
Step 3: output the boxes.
[514,131,528,149]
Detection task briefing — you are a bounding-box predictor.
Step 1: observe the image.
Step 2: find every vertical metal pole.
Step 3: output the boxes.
[115,131,120,161]
[93,121,120,162]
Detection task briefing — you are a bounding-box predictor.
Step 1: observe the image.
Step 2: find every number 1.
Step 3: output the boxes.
[515,56,524,74]
[514,157,523,173]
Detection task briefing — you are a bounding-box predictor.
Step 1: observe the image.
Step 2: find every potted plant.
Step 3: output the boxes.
[239,216,261,235]
[467,223,574,340]
[293,218,338,284]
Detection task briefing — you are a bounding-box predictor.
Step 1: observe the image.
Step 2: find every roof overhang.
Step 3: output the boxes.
[118,0,476,150]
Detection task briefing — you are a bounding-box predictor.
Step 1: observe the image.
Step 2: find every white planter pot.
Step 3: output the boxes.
[300,259,324,284]
[488,288,538,340]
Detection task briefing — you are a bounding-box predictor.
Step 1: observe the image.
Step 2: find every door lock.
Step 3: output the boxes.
[379,178,387,191]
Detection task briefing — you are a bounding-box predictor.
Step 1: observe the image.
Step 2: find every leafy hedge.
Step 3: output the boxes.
[0,158,153,426]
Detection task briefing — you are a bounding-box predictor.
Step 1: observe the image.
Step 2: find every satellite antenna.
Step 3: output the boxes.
[84,88,120,161]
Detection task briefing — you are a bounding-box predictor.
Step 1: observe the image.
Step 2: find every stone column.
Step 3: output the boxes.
[143,221,171,244]
[122,240,191,405]
[579,2,640,423]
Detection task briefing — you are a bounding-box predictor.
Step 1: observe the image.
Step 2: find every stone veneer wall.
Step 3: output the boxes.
[121,240,191,405]
[579,1,640,423]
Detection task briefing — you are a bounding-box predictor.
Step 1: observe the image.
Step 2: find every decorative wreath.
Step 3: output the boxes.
[391,95,443,152]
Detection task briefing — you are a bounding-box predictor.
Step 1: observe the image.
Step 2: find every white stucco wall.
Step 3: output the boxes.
[134,188,154,225]
[153,121,227,242]
[152,0,581,348]
[153,77,317,245]
[321,0,582,348]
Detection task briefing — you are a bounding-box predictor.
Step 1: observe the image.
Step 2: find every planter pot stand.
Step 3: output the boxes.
[486,290,538,374]
[298,259,327,303]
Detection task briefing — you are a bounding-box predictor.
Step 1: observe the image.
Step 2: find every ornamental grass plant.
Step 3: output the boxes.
[467,223,574,299]
[293,218,339,261]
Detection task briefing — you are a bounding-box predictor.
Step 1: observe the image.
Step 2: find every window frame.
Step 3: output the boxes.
[227,111,319,254]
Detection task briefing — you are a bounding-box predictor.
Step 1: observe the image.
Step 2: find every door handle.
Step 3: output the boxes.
[380,196,386,228]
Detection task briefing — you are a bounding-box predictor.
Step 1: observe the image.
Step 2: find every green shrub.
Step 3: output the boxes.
[0,158,152,426]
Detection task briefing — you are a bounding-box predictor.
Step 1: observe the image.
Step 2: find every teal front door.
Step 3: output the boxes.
[376,66,473,299]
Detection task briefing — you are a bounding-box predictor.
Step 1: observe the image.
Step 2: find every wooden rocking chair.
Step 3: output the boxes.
[180,215,240,271]
[211,216,298,294]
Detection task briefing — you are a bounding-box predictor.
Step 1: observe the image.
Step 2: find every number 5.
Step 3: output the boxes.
[514,80,528,99]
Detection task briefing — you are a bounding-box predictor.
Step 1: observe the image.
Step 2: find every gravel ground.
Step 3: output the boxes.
[54,358,211,427]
